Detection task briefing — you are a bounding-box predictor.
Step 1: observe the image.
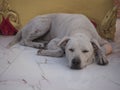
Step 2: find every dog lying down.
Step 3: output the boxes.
[7,13,112,69]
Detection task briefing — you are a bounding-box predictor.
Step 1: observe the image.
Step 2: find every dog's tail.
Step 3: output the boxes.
[6,31,22,48]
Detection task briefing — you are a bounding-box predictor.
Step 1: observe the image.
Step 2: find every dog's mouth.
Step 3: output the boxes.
[70,65,82,70]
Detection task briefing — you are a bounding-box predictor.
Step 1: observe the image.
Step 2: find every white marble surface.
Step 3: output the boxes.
[0,28,120,90]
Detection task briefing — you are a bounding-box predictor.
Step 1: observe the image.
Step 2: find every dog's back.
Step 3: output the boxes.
[46,13,98,39]
[7,13,101,48]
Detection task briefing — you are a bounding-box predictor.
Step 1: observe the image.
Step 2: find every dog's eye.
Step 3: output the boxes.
[69,48,74,52]
[82,50,89,53]
[35,30,39,33]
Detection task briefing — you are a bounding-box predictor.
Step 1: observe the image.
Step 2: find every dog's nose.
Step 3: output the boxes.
[71,58,81,69]
[72,58,81,65]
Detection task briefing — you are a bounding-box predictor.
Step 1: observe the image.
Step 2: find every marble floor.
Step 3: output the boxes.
[0,20,120,90]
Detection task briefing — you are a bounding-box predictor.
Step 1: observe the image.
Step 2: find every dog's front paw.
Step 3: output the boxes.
[96,53,109,65]
[37,49,44,55]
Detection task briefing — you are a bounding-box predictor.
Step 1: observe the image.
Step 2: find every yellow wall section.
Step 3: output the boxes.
[8,0,113,26]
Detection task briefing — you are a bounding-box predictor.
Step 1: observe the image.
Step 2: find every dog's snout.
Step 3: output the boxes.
[71,58,81,70]
[72,58,81,65]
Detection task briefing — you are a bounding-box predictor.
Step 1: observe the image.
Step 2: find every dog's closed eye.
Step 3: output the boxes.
[35,30,39,33]
[69,48,74,52]
[82,50,89,53]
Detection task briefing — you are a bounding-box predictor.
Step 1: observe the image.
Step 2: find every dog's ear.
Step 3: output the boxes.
[90,39,108,65]
[90,39,105,55]
[57,37,70,47]
[90,39,100,54]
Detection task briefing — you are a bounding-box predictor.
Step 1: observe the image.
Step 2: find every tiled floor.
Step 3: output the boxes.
[0,20,120,90]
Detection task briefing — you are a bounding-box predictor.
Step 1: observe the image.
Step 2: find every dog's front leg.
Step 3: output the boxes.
[37,38,64,57]
[37,48,64,57]
[94,48,109,65]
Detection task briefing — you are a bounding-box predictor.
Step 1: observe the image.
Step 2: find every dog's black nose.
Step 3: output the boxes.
[72,58,81,65]
[71,58,81,69]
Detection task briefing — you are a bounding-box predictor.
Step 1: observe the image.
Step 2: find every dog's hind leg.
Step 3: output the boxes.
[20,17,51,48]
[20,40,46,48]
[37,38,64,57]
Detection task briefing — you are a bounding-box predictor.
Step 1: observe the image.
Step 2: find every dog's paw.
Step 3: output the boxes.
[37,49,44,55]
[96,53,109,65]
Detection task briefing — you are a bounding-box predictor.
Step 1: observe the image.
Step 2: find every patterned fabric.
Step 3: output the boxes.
[114,0,120,18]
[0,16,18,35]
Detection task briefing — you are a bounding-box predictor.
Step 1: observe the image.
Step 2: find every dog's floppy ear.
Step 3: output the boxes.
[90,39,106,55]
[57,37,70,47]
[90,39,108,65]
[90,39,101,54]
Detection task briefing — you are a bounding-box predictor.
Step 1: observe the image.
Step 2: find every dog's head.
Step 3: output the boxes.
[58,34,96,69]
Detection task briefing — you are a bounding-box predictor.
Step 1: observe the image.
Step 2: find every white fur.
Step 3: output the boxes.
[8,13,110,69]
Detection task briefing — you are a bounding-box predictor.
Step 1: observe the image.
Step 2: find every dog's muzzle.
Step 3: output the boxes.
[71,58,81,70]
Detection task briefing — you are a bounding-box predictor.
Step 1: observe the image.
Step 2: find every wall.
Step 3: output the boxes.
[7,0,113,26]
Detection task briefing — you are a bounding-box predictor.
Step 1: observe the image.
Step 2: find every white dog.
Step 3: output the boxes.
[8,13,112,69]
